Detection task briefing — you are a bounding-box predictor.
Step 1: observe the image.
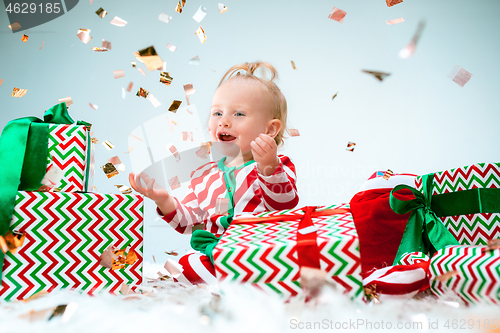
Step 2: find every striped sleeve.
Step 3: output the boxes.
[256,155,299,211]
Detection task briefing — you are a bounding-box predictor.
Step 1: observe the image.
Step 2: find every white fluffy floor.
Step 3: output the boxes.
[0,262,498,333]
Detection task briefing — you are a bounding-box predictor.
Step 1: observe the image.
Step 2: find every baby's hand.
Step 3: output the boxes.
[251,133,280,176]
[129,173,176,214]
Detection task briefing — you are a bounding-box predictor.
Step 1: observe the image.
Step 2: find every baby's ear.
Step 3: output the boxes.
[266,119,282,138]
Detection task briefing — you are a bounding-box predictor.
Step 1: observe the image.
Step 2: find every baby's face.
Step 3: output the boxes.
[209,77,274,161]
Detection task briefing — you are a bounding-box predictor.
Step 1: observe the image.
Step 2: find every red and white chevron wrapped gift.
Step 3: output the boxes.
[213,204,363,300]
[0,191,143,301]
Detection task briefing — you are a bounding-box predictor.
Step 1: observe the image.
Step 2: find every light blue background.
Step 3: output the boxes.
[1,0,499,263]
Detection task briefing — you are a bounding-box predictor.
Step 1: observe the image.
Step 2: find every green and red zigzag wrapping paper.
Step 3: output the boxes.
[0,191,143,301]
[213,204,363,299]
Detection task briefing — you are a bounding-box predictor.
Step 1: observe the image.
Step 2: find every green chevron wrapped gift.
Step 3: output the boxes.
[414,163,500,246]
[0,191,143,301]
[213,204,363,300]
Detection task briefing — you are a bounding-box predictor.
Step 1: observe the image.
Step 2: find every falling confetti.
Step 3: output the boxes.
[0,231,25,255]
[218,3,228,14]
[291,61,297,70]
[160,72,173,86]
[108,156,122,165]
[386,17,404,25]
[166,43,177,52]
[136,87,149,98]
[40,41,44,49]
[328,7,346,23]
[121,87,126,99]
[332,92,339,100]
[164,259,182,278]
[11,88,28,97]
[183,83,196,95]
[129,134,143,142]
[113,70,125,79]
[135,46,163,71]
[102,39,111,50]
[361,70,390,81]
[386,0,403,7]
[165,250,178,256]
[137,68,146,76]
[182,131,193,141]
[159,13,172,24]
[147,94,161,108]
[91,47,108,52]
[399,21,426,59]
[100,246,138,269]
[168,176,181,190]
[346,141,356,152]
[0,79,3,87]
[215,197,229,215]
[195,26,207,44]
[102,140,115,150]
[449,65,473,87]
[167,144,181,162]
[175,0,185,13]
[383,169,393,180]
[96,7,107,18]
[168,100,182,112]
[131,61,136,68]
[114,185,132,194]
[8,21,21,31]
[189,55,200,65]
[77,29,92,44]
[101,162,119,178]
[167,117,174,132]
[21,34,28,43]
[89,103,98,110]
[59,97,73,106]
[192,5,207,23]
[110,16,127,27]
[125,146,135,154]
[288,129,300,137]
[126,82,134,92]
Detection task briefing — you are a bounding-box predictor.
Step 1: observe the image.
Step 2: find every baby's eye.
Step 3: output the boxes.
[212,111,222,116]
[235,112,245,117]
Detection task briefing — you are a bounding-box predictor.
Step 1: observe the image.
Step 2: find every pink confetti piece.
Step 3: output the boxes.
[215,197,229,215]
[328,7,346,23]
[113,70,125,79]
[77,29,92,44]
[164,259,183,278]
[59,97,73,106]
[168,176,181,190]
[147,93,161,108]
[386,0,403,7]
[386,17,404,25]
[167,144,181,162]
[39,41,44,50]
[167,117,174,133]
[182,131,193,141]
[0,79,3,87]
[110,16,127,27]
[126,82,134,92]
[218,3,228,14]
[102,39,112,50]
[183,83,196,95]
[167,43,177,52]
[288,129,300,137]
[129,134,144,142]
[108,156,122,165]
[89,103,98,110]
[137,68,146,76]
[449,65,473,87]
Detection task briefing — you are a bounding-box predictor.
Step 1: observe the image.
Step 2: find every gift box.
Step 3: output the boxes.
[429,245,500,305]
[213,204,363,299]
[415,163,500,245]
[0,191,143,301]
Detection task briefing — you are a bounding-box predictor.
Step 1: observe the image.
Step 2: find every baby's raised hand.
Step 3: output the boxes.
[129,172,177,214]
[250,133,280,176]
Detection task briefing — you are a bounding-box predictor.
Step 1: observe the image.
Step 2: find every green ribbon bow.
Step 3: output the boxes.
[0,102,90,276]
[389,174,459,265]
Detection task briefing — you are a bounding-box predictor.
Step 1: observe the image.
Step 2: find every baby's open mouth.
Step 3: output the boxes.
[218,133,236,142]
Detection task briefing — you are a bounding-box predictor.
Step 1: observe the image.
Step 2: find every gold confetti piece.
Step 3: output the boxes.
[59,97,73,107]
[218,3,228,14]
[332,92,339,100]
[125,146,135,154]
[183,83,196,95]
[137,68,146,76]
[328,7,346,23]
[168,100,182,112]
[91,137,99,144]
[195,26,207,44]
[166,43,177,52]
[110,16,127,27]
[11,88,28,97]
[135,46,164,71]
[288,129,300,137]
[136,87,149,98]
[167,144,181,162]
[100,246,138,270]
[0,79,3,87]
[383,169,393,180]
[108,156,122,165]
[126,82,134,92]
[147,94,161,108]
[39,41,44,50]
[160,72,173,86]
[399,20,426,59]
[363,284,380,304]
[0,231,25,255]
[96,7,107,18]
[21,34,28,43]
[131,61,136,68]
[182,131,193,141]
[115,185,132,194]
[102,39,111,50]
[77,28,92,44]
[172,120,178,125]
[435,270,458,282]
[91,47,108,52]
[189,55,200,65]
[291,61,297,70]
[168,175,181,190]
[215,197,229,216]
[101,162,119,178]
[346,141,356,152]
[192,5,207,23]
[386,17,404,25]
[8,21,21,31]
[164,258,183,278]
[386,0,403,7]
[158,12,172,24]
[113,69,125,79]
[102,140,115,150]
[361,70,390,81]
[449,65,473,88]
[165,250,178,256]
[175,1,183,13]
[129,134,143,141]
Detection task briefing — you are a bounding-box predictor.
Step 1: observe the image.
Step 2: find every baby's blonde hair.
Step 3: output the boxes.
[218,62,288,147]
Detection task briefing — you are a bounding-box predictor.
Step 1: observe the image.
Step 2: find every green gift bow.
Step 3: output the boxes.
[389,172,500,265]
[0,102,91,276]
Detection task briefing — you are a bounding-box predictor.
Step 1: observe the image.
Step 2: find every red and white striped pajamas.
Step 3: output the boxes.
[159,154,299,284]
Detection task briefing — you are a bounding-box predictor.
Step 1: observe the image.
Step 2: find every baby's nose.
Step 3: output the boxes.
[218,116,231,127]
